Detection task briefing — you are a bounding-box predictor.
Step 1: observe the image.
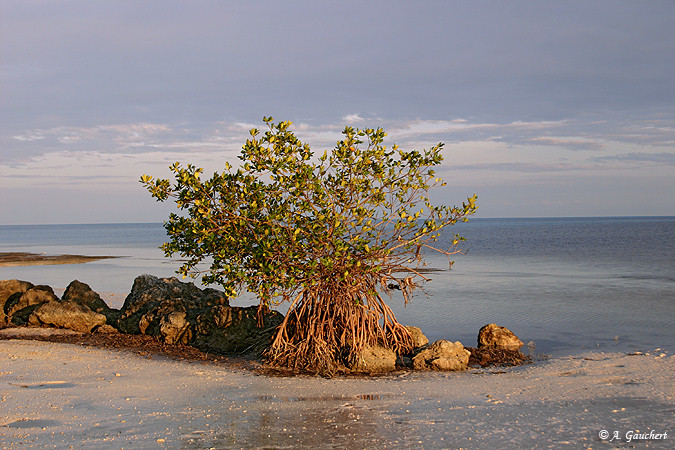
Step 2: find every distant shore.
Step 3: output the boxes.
[0,252,119,267]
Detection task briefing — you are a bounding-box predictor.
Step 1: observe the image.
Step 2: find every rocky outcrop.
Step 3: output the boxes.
[477,323,524,350]
[1,280,109,332]
[348,345,397,373]
[62,280,116,318]
[117,275,230,335]
[118,275,283,354]
[1,276,283,356]
[412,340,471,371]
[28,300,107,332]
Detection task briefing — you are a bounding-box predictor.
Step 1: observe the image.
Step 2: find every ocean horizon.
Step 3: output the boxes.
[3,214,674,227]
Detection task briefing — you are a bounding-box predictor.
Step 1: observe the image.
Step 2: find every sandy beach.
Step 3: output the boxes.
[1,336,672,449]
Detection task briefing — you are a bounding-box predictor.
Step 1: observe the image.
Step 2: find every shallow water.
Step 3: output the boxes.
[1,217,673,356]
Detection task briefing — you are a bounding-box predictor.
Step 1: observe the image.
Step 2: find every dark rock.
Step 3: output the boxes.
[477,323,524,350]
[28,300,107,333]
[62,280,112,313]
[118,275,283,354]
[412,339,470,371]
[193,304,282,355]
[117,274,229,335]
[398,355,413,368]
[1,280,34,324]
[5,286,59,325]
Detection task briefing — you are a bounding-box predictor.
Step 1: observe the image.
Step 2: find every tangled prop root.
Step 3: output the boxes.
[266,283,414,376]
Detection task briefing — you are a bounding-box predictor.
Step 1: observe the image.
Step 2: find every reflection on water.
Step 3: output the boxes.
[179,392,396,449]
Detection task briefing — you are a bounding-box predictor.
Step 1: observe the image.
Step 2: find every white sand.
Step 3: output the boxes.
[1,339,672,449]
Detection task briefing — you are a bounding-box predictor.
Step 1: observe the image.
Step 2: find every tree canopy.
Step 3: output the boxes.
[142,117,477,374]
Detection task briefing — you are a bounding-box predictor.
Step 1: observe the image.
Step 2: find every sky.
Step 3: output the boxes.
[1,0,674,225]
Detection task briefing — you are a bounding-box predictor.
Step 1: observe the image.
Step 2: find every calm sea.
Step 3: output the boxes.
[1,217,673,356]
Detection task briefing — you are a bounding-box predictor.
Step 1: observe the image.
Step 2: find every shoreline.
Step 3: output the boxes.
[0,326,530,375]
[0,252,120,267]
[0,338,672,448]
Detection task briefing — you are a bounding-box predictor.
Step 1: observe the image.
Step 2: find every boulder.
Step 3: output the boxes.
[477,323,524,350]
[117,274,229,335]
[62,280,112,313]
[118,275,283,354]
[349,345,397,373]
[405,326,429,349]
[430,357,467,371]
[2,276,285,356]
[412,339,470,371]
[28,300,107,333]
[0,280,34,324]
[5,286,59,325]
[62,279,119,325]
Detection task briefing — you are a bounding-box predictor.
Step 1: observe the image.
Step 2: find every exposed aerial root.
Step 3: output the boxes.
[266,282,413,375]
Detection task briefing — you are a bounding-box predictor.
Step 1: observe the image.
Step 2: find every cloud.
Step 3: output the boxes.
[3,114,675,223]
[57,135,82,144]
[591,152,675,164]
[5,122,249,161]
[12,133,45,142]
[2,150,179,191]
[603,120,675,147]
[12,122,172,147]
[7,115,673,175]
[384,118,570,142]
[452,162,584,173]
[518,137,604,151]
[342,114,365,123]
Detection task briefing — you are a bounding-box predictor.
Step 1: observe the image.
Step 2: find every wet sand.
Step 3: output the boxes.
[0,252,119,267]
[1,338,672,448]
